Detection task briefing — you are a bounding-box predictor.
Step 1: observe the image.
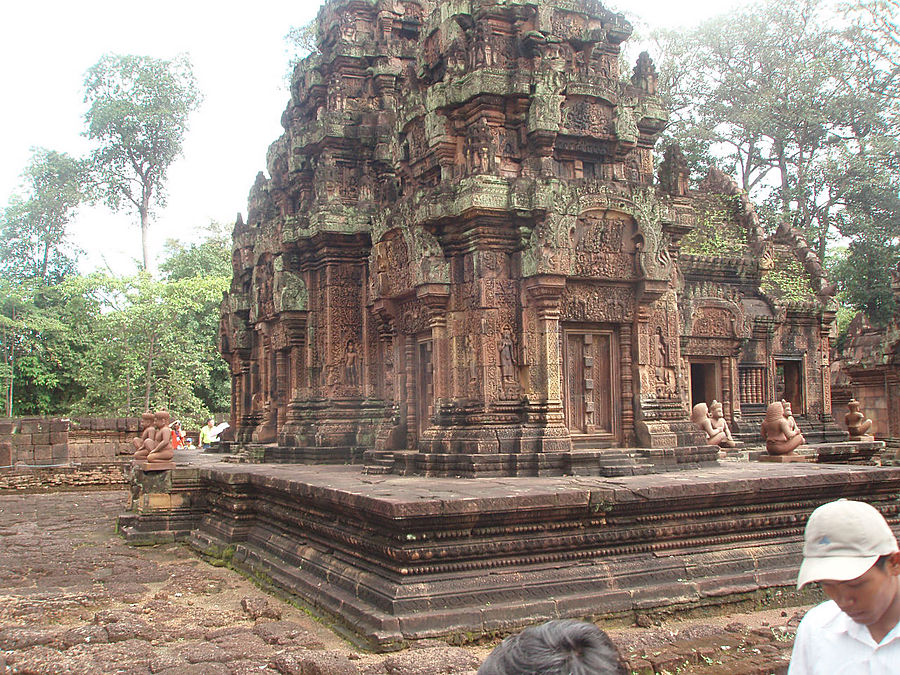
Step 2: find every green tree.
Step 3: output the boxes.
[0,149,86,284]
[83,53,202,272]
[285,20,319,78]
[159,222,232,281]
[0,277,96,416]
[655,0,900,261]
[70,228,230,425]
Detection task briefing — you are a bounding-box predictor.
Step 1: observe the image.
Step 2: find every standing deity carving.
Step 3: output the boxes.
[465,334,478,391]
[499,327,517,382]
[345,340,359,386]
[652,326,675,397]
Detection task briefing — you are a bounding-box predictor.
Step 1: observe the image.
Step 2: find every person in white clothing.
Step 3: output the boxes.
[789,499,900,674]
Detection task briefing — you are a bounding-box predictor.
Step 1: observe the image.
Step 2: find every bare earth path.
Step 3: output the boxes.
[0,490,805,674]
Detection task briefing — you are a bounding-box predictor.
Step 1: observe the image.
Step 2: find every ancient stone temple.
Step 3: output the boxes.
[219,0,842,476]
[832,264,900,452]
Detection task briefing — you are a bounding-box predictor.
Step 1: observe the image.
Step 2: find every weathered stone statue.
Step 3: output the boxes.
[761,401,806,455]
[144,410,175,466]
[132,411,155,462]
[782,400,800,435]
[709,400,736,448]
[691,401,735,448]
[845,399,874,440]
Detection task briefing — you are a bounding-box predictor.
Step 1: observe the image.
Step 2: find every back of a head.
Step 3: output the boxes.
[477,619,627,675]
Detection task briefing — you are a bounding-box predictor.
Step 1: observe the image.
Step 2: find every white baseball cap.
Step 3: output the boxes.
[797,499,899,589]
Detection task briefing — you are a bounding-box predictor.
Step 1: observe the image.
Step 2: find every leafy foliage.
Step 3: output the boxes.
[0,149,86,284]
[285,20,319,77]
[0,278,96,416]
[69,270,229,426]
[830,241,900,326]
[0,227,230,424]
[761,250,817,303]
[159,222,232,281]
[655,0,900,322]
[83,53,202,271]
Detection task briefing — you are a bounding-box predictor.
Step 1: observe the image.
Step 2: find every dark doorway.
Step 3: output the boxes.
[775,360,803,413]
[690,361,718,408]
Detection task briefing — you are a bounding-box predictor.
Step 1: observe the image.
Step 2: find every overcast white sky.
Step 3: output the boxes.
[0,0,741,276]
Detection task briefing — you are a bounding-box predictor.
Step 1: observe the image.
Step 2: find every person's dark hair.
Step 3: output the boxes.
[875,553,895,570]
[477,619,627,675]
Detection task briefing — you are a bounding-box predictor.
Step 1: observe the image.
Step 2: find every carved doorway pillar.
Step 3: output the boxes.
[415,339,434,441]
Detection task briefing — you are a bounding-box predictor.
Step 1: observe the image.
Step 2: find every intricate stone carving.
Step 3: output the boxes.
[560,284,633,323]
[631,189,673,282]
[214,0,841,475]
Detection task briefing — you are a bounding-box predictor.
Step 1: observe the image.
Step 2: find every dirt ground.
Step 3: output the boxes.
[0,490,806,674]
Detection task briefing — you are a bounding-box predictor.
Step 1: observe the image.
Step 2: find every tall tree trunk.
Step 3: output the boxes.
[144,332,156,412]
[140,205,151,274]
[3,331,11,418]
[774,139,791,218]
[41,236,50,285]
[816,208,830,262]
[741,140,754,192]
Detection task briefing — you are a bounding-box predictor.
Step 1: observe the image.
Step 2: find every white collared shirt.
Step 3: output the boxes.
[789,600,900,674]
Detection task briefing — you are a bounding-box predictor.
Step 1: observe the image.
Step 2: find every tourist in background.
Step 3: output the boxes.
[170,420,185,450]
[198,418,219,450]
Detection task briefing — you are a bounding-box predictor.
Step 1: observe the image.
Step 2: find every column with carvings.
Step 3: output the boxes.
[522,274,571,452]
[418,283,451,416]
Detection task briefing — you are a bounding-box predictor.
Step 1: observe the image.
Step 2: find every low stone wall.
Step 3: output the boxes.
[0,417,139,469]
[0,417,141,491]
[68,417,140,464]
[0,463,128,491]
[0,418,70,468]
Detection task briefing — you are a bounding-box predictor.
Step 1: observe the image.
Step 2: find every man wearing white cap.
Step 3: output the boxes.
[789,499,900,674]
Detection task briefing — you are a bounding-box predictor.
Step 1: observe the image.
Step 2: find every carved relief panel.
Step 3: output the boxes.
[560,99,613,136]
[372,230,412,299]
[570,212,637,280]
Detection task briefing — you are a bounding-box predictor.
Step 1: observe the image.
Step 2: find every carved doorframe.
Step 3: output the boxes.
[414,335,434,442]
[561,324,620,445]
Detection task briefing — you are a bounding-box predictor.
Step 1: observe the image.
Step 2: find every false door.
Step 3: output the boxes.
[563,327,618,443]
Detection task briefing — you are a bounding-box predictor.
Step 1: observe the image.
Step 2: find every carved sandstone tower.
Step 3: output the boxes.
[218,0,792,475]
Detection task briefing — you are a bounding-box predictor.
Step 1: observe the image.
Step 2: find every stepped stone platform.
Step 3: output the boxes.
[119,451,900,650]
